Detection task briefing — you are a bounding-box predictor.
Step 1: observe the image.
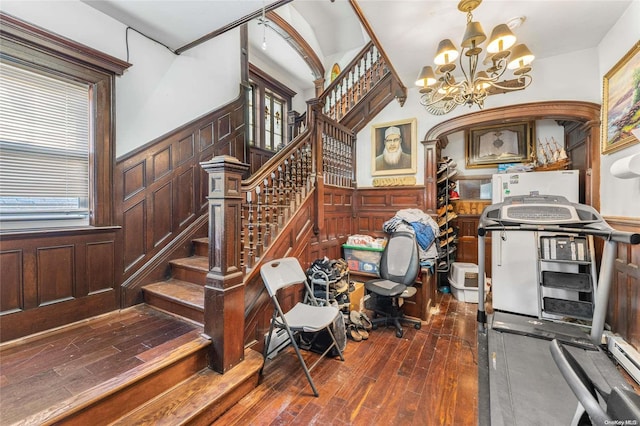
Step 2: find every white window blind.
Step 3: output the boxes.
[0,61,90,224]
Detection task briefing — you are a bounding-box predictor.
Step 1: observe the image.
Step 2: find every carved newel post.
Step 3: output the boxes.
[200,155,249,373]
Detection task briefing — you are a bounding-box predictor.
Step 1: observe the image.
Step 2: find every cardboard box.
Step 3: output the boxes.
[349,282,365,312]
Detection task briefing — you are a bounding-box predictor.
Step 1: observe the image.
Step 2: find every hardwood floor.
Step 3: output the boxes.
[0,293,477,425]
[0,305,204,424]
[215,293,478,425]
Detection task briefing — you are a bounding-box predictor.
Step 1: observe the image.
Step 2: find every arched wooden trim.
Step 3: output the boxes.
[424,100,602,210]
[424,101,600,141]
[266,11,325,83]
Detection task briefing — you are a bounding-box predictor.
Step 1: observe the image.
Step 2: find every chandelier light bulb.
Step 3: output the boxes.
[418,0,534,115]
[487,24,516,53]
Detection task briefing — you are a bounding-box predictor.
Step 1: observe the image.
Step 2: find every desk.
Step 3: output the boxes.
[350,266,437,321]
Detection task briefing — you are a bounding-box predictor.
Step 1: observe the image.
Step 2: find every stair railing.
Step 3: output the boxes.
[240,100,356,271]
[319,41,389,122]
[200,82,355,375]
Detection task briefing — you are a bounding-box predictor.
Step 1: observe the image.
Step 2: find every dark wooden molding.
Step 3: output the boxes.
[425,101,601,141]
[424,100,602,210]
[603,216,640,231]
[266,11,325,81]
[249,63,297,98]
[0,12,131,75]
[175,0,294,54]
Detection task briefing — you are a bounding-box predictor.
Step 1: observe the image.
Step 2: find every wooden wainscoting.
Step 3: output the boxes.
[354,186,427,238]
[310,185,356,261]
[605,217,640,350]
[0,228,118,342]
[115,96,246,307]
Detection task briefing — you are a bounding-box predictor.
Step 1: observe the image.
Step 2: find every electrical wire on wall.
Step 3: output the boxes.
[125,26,179,62]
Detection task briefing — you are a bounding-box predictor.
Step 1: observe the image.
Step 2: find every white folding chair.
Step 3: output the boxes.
[260,257,345,397]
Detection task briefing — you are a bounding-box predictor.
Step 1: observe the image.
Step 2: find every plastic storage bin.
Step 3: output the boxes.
[342,244,384,274]
[448,262,488,303]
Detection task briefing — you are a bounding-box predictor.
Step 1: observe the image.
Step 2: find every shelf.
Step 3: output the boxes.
[537,234,597,326]
[541,270,591,291]
[543,297,593,321]
[539,259,591,266]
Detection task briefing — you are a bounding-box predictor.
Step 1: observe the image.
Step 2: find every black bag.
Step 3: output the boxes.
[298,313,346,357]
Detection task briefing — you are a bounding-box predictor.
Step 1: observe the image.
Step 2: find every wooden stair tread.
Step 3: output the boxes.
[170,255,208,271]
[14,310,210,426]
[144,279,205,309]
[110,349,263,425]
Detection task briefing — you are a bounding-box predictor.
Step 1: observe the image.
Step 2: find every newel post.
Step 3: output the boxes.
[200,155,249,373]
[307,98,324,234]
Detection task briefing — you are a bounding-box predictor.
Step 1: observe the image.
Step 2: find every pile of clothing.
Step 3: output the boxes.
[382,208,439,263]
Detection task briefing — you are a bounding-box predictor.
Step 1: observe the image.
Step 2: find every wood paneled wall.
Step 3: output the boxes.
[310,185,356,261]
[353,186,427,238]
[0,228,117,342]
[605,218,640,350]
[115,96,246,306]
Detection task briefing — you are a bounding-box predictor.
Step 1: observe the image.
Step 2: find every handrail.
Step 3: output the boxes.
[239,103,355,271]
[320,41,376,100]
[319,42,388,122]
[348,0,407,96]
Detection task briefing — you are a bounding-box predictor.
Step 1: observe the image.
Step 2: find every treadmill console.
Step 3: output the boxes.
[500,195,580,224]
[486,195,600,226]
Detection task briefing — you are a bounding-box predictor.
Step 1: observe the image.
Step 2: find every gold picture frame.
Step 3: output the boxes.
[371,118,417,176]
[466,121,533,168]
[601,41,640,154]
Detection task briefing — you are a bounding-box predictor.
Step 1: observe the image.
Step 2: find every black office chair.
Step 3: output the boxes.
[365,231,421,338]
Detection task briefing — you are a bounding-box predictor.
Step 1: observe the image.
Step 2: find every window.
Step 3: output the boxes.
[0,61,91,226]
[0,13,129,230]
[248,64,295,152]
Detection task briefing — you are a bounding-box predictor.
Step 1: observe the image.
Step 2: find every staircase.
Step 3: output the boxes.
[3,236,263,426]
[142,237,209,324]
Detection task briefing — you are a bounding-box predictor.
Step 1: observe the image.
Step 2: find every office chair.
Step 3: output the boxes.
[365,231,421,338]
[260,257,344,397]
[550,339,640,425]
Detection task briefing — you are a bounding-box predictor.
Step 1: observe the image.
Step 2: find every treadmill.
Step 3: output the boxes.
[476,195,640,425]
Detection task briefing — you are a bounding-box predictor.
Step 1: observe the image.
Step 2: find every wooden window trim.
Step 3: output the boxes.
[248,64,295,151]
[0,13,131,227]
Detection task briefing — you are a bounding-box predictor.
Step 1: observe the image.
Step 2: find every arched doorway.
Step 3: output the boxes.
[424,101,601,208]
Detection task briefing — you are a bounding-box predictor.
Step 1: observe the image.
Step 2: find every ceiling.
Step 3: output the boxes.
[82,0,633,91]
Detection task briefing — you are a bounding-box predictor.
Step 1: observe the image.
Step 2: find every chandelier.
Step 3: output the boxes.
[416,0,534,115]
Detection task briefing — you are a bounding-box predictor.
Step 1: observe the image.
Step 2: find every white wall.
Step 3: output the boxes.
[1,0,241,158]
[598,0,640,218]
[356,48,601,187]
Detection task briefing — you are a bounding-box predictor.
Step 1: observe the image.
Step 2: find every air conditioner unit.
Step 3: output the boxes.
[606,333,640,386]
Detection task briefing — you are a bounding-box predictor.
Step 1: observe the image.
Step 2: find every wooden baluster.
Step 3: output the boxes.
[262,178,270,248]
[277,165,285,226]
[271,172,279,233]
[240,194,246,269]
[246,190,254,269]
[290,153,299,207]
[296,148,303,198]
[255,185,262,260]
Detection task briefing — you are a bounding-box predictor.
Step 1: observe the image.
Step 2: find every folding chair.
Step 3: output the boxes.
[260,257,345,397]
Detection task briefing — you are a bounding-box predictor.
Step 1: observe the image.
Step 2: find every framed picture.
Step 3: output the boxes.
[466,121,533,168]
[371,118,417,176]
[601,41,640,154]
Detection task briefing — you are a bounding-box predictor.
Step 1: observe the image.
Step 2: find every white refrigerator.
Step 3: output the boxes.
[491,170,579,316]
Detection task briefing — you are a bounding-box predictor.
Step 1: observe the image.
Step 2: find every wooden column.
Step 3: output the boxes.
[308,98,324,234]
[200,155,249,373]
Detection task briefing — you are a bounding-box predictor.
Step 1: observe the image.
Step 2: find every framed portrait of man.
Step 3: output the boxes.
[371,118,417,176]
